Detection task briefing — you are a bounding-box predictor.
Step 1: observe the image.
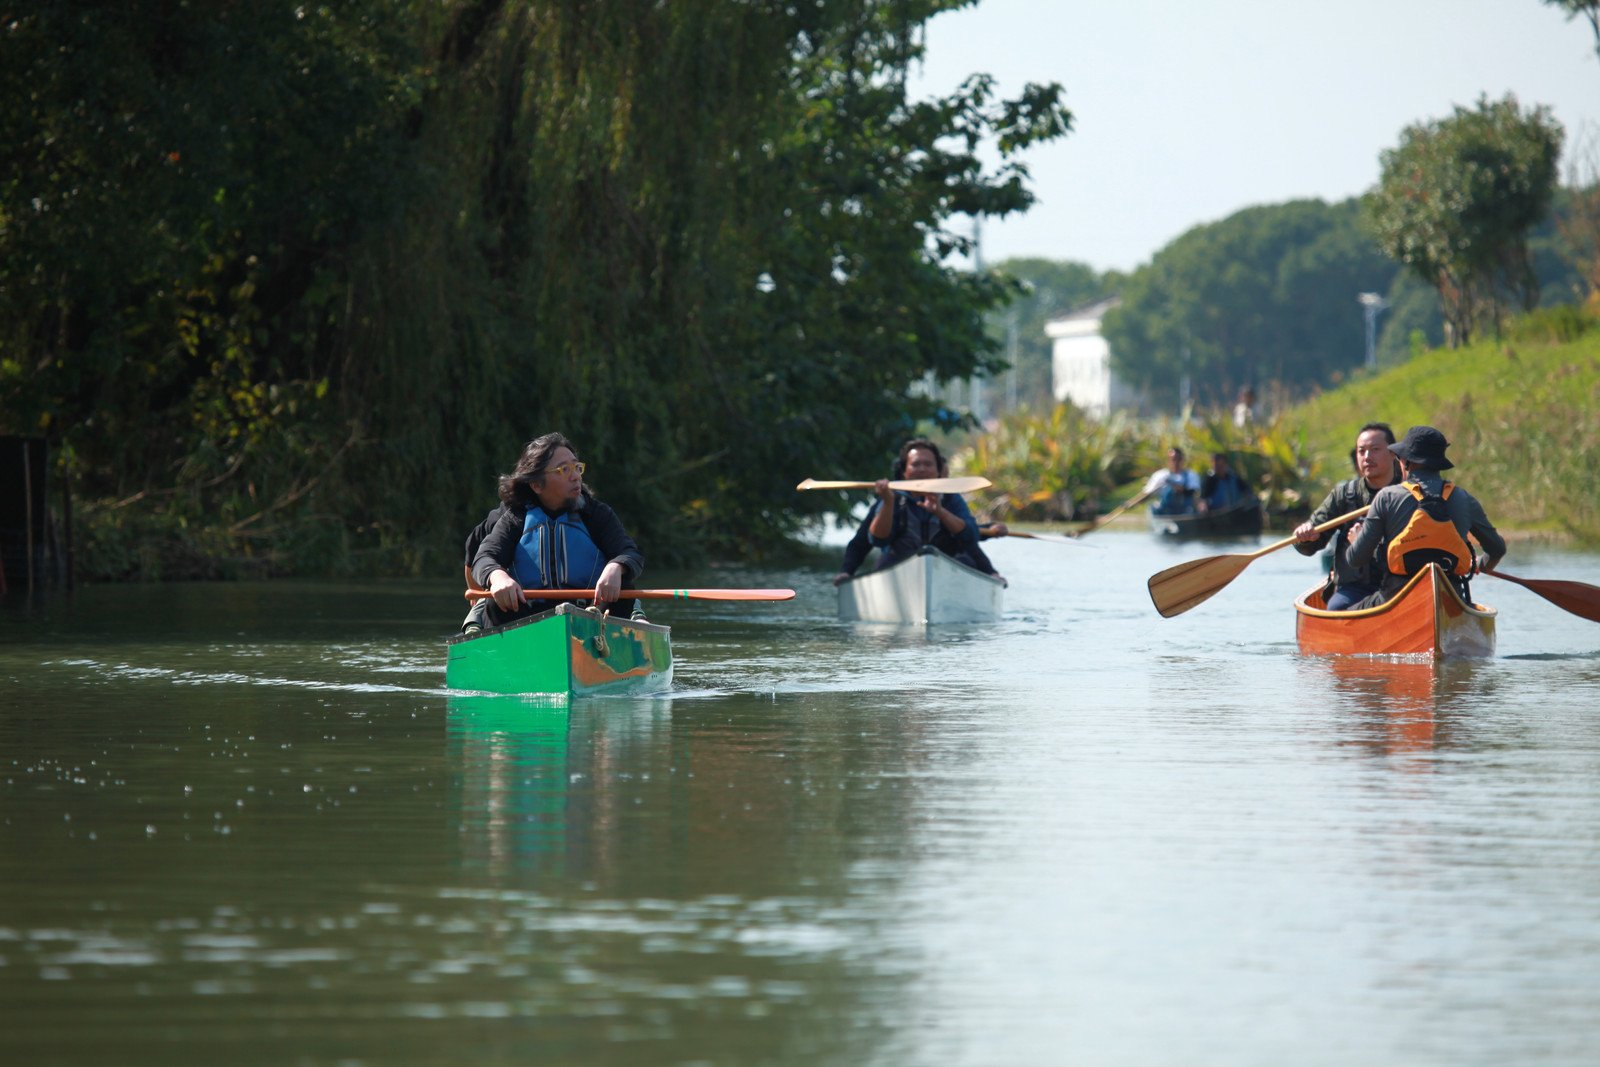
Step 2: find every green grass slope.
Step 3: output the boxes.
[1286,310,1600,543]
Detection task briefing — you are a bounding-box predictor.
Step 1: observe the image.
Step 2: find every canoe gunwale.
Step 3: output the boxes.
[1148,498,1265,540]
[445,601,671,647]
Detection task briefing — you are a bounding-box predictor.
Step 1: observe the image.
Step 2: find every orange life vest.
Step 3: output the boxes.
[1384,482,1474,578]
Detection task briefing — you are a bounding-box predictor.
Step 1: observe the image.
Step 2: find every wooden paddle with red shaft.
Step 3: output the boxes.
[1481,569,1600,624]
[1147,505,1370,618]
[467,587,795,603]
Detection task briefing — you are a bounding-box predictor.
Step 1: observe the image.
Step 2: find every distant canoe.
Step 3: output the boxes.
[838,548,1004,625]
[1294,563,1495,658]
[446,602,672,697]
[1148,498,1264,540]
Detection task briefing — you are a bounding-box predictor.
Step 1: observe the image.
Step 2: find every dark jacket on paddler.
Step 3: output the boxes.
[1293,475,1393,590]
[464,505,507,574]
[866,492,983,570]
[471,492,643,592]
[1344,471,1505,597]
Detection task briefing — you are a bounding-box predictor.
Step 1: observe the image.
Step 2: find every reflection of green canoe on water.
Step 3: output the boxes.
[445,602,672,697]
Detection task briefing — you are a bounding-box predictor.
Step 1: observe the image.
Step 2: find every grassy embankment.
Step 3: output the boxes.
[957,307,1600,545]
[1283,309,1600,544]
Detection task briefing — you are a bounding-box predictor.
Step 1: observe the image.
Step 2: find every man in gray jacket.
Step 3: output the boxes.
[1292,422,1402,609]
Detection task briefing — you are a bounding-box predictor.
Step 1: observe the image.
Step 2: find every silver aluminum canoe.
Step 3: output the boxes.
[838,549,1005,624]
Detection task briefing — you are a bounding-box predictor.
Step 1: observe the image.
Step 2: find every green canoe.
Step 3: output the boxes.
[445,602,672,698]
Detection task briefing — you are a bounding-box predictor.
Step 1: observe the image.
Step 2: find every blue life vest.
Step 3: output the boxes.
[512,507,607,590]
[1207,474,1243,510]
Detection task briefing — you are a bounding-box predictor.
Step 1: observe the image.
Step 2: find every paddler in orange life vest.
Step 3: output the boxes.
[1340,425,1506,611]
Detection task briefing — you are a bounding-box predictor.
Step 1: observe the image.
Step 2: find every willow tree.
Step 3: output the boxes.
[1,1,1070,576]
[1366,94,1562,347]
[378,0,1073,559]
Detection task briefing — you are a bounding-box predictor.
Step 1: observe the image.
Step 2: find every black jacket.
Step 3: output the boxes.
[1293,475,1390,590]
[470,493,643,590]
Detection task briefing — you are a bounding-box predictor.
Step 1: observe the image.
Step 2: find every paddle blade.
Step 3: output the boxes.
[795,475,991,494]
[796,478,868,491]
[1147,553,1253,618]
[1486,571,1600,623]
[891,475,991,494]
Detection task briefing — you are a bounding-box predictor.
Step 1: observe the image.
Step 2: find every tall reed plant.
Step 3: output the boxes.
[961,403,1143,520]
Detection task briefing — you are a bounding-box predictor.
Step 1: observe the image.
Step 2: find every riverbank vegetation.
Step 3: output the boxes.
[1287,304,1600,543]
[6,4,1598,582]
[959,402,1320,525]
[958,303,1600,543]
[1,1,1070,580]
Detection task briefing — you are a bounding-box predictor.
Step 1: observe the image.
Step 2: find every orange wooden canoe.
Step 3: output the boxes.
[1294,563,1496,658]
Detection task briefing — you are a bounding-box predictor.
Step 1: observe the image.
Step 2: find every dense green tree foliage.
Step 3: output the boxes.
[1099,199,1398,410]
[0,1,1070,577]
[1365,94,1562,347]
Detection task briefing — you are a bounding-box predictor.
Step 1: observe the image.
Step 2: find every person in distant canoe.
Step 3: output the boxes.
[1197,452,1252,513]
[832,438,997,585]
[1143,446,1200,516]
[1340,425,1506,610]
[1233,386,1257,430]
[1291,422,1402,610]
[471,432,645,628]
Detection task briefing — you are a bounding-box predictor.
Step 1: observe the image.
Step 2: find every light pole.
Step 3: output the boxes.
[1358,292,1389,368]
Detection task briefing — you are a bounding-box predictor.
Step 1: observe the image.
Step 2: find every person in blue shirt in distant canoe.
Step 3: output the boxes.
[832,438,1001,585]
[1198,451,1252,512]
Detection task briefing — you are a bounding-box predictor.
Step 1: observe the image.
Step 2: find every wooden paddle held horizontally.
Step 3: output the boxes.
[1147,506,1370,618]
[467,588,796,602]
[796,476,992,495]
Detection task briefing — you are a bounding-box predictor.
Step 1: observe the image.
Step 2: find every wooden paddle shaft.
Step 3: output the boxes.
[1074,485,1157,536]
[1005,530,1092,547]
[1247,505,1372,560]
[466,588,796,602]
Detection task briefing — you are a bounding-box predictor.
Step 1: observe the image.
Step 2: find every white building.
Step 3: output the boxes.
[1045,297,1146,418]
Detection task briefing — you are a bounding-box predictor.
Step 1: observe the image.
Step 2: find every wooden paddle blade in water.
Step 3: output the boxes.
[1147,553,1254,618]
[1484,570,1600,623]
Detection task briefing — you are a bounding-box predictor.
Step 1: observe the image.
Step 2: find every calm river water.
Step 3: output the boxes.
[4,531,1600,1066]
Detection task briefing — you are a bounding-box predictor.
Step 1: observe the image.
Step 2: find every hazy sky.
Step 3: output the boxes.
[910,0,1600,273]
